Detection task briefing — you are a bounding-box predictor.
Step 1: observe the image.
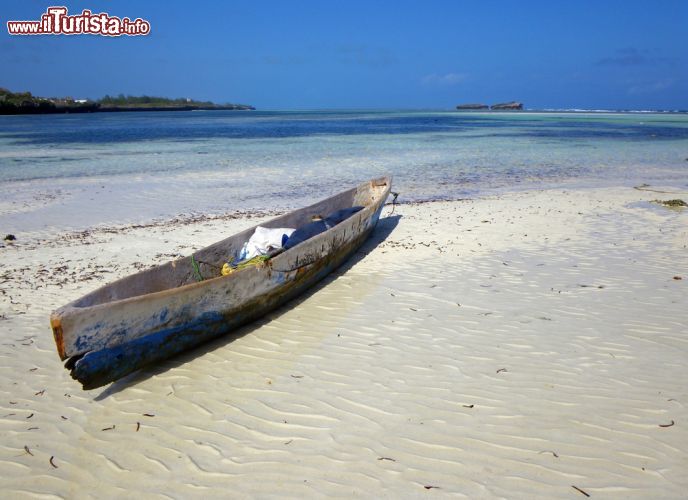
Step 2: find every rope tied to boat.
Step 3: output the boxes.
[390,191,399,214]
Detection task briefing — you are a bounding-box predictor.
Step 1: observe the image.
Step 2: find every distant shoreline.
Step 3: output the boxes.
[0,87,255,115]
[0,104,255,115]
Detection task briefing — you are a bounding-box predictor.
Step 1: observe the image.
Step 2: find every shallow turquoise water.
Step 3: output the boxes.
[0,110,687,233]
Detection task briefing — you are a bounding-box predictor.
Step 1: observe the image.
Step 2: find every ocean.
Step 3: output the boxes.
[1,110,687,235]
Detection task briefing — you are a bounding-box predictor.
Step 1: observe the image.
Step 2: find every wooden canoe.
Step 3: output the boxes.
[50,177,392,389]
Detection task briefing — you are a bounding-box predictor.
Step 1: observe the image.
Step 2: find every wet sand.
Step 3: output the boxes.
[1,185,687,497]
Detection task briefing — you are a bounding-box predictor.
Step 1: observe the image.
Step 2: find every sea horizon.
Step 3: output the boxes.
[3,105,688,114]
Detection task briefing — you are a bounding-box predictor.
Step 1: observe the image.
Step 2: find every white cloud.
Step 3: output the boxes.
[421,73,467,86]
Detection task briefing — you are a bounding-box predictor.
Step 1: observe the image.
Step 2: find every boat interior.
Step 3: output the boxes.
[69,177,390,308]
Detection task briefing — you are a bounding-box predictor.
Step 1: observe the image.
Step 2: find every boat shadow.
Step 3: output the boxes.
[94,213,401,399]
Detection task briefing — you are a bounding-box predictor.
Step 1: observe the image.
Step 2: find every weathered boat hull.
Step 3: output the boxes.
[50,177,391,389]
[71,226,374,389]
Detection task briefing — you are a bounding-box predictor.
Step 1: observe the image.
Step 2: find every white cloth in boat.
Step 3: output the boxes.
[238,226,295,261]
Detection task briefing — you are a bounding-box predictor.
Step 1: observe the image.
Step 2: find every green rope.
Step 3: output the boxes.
[191,255,204,282]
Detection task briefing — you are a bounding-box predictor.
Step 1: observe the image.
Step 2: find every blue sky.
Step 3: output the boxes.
[2,0,686,109]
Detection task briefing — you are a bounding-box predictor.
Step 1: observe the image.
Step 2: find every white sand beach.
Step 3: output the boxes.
[1,184,687,498]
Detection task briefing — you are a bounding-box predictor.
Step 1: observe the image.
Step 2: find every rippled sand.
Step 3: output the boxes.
[1,186,687,498]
